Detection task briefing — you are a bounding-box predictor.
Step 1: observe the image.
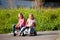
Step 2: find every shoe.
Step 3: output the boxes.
[14,33,16,36]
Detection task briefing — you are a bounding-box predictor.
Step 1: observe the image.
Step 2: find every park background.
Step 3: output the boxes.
[0,0,60,34]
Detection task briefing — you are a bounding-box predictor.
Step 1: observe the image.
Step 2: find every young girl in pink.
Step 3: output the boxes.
[12,13,26,36]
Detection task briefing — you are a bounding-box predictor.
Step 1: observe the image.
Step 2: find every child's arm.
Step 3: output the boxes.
[31,22,36,28]
[26,22,29,27]
[15,22,20,28]
[26,19,29,27]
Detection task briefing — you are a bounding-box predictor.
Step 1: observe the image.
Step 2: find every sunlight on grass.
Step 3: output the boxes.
[0,8,60,33]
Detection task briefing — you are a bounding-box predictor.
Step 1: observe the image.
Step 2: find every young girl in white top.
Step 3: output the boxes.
[26,14,36,34]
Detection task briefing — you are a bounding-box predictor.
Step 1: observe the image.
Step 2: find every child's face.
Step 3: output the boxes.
[29,14,33,19]
[20,15,23,19]
[18,14,20,18]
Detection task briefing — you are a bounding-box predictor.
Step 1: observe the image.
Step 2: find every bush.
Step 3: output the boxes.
[0,8,60,34]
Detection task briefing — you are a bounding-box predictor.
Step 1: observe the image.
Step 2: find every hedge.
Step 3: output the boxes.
[0,8,60,34]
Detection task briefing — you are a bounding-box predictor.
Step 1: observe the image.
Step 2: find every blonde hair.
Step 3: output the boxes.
[29,14,34,20]
[18,13,24,18]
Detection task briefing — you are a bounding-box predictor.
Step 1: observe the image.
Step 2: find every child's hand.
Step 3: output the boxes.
[26,25,29,27]
[26,26,29,28]
[15,26,19,28]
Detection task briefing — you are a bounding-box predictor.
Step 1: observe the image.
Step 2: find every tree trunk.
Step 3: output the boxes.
[34,0,42,9]
[8,0,13,9]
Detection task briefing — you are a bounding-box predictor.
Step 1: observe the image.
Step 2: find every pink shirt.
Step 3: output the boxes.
[27,19,35,27]
[18,18,26,27]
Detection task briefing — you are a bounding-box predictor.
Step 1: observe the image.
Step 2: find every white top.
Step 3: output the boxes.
[27,19,35,27]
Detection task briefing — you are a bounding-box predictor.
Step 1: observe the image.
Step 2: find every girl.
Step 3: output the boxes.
[20,14,36,36]
[12,13,26,36]
[26,14,36,34]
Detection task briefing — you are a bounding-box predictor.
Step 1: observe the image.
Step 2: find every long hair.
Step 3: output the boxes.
[19,13,24,18]
[29,14,34,20]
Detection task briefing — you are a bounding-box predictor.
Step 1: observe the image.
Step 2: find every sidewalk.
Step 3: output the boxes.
[0,31,59,40]
[56,30,60,40]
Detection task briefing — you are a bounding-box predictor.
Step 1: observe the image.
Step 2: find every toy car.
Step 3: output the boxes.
[20,27,37,36]
[13,29,20,36]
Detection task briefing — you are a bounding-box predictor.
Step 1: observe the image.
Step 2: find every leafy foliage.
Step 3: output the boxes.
[0,8,60,34]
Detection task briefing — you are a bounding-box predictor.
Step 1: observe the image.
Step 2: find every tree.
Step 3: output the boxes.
[33,0,42,9]
[8,0,13,9]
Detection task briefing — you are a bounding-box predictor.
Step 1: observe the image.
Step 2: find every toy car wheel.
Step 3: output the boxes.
[20,33,25,36]
[34,31,37,36]
[22,33,25,36]
[14,33,16,36]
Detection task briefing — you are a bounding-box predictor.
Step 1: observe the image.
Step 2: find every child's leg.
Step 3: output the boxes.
[20,27,26,34]
[29,27,34,34]
[12,24,16,33]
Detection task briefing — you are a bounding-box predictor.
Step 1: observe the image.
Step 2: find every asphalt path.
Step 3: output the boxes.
[0,31,59,40]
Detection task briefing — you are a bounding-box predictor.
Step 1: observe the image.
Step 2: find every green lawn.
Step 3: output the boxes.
[0,8,60,34]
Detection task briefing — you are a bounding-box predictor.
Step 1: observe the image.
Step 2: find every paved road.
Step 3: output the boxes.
[0,31,59,40]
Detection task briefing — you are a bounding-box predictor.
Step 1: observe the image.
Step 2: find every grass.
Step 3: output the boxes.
[0,8,60,34]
